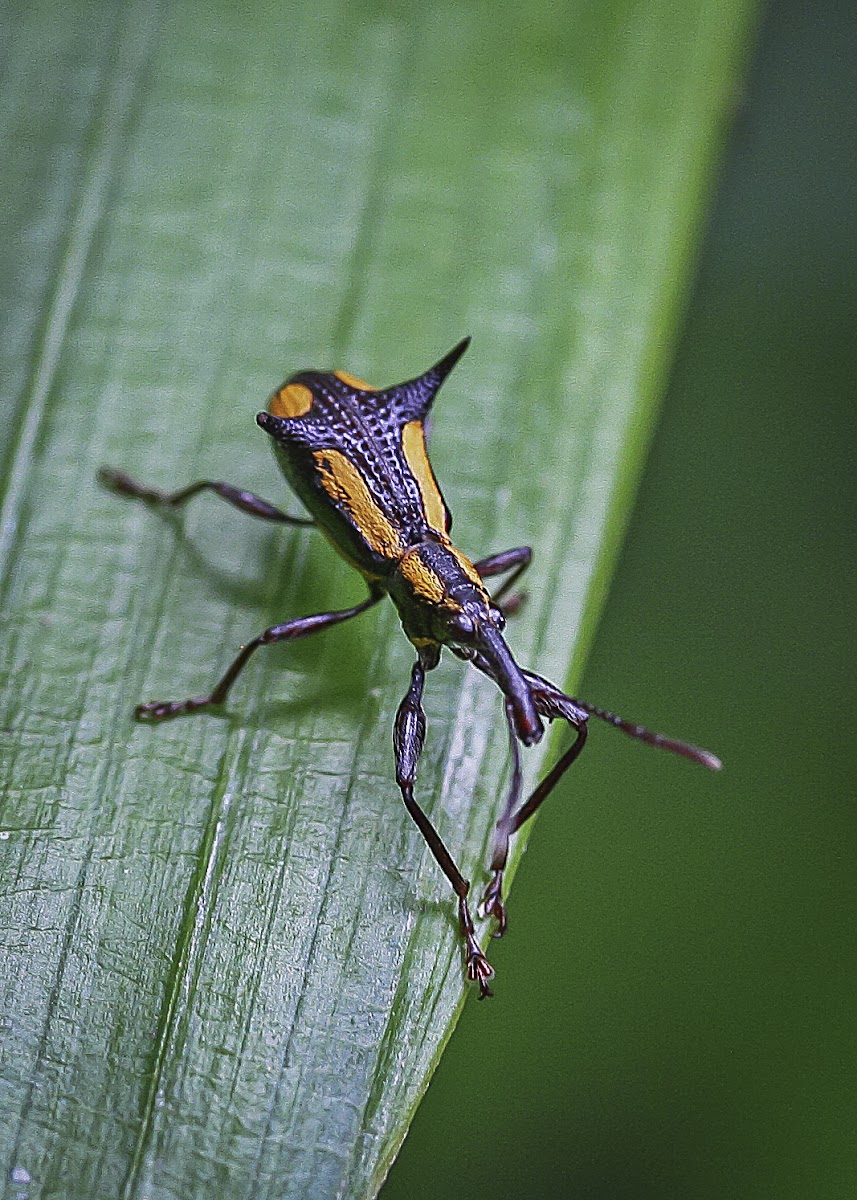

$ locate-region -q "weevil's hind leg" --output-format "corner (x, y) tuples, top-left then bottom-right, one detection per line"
(478, 681), (589, 929)
(98, 467), (314, 527)
(477, 699), (523, 936)
(135, 591), (380, 721)
(472, 546), (532, 615)
(394, 657), (495, 997)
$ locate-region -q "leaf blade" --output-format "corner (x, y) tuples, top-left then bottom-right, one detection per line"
(0, 1), (758, 1196)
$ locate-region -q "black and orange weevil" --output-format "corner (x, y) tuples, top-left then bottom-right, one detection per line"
(100, 338), (720, 996)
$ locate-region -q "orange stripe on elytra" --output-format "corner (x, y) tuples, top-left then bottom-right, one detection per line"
(312, 448), (404, 560)
(401, 420), (448, 535)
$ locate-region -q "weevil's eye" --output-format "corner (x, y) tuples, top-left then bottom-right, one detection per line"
(489, 606), (506, 631)
(448, 611), (476, 641)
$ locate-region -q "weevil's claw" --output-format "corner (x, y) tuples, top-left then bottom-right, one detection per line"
(466, 940), (495, 999)
(478, 871), (508, 936)
(135, 700), (183, 721)
(458, 893), (495, 997)
(135, 697), (212, 721)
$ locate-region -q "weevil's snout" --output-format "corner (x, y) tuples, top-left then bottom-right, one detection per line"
(394, 542), (544, 746)
(470, 623), (544, 747)
(507, 692), (543, 746)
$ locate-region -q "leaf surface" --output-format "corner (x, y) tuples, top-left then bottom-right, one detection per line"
(0, 1), (757, 1196)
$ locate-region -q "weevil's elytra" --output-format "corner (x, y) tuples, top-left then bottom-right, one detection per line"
(311, 447), (405, 561)
(99, 336), (721, 997)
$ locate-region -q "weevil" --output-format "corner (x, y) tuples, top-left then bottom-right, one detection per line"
(99, 338), (720, 996)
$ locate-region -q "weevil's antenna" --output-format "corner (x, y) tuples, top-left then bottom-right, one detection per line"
(570, 697), (721, 769)
(517, 670), (721, 770)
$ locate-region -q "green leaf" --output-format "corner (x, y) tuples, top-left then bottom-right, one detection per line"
(0, 1), (757, 1197)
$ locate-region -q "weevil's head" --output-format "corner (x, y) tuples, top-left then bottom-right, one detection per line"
(390, 540), (544, 746)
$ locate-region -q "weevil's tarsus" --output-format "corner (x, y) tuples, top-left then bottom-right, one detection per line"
(477, 699), (524, 936)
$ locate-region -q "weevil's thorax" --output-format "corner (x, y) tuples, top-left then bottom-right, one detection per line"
(388, 539), (494, 650)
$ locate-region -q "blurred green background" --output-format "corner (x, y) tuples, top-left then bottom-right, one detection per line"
(384, 1), (857, 1197)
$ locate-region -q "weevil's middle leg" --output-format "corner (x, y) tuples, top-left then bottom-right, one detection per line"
(98, 467), (314, 527)
(394, 657), (494, 997)
(478, 699), (523, 935)
(505, 673), (590, 836)
(135, 592), (380, 720)
(473, 546), (532, 615)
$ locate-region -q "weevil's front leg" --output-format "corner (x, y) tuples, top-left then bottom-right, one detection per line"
(507, 675), (590, 835)
(477, 699), (523, 936)
(472, 665), (589, 930)
(136, 592), (380, 720)
(98, 467), (314, 527)
(472, 546), (532, 615)
(394, 658), (495, 998)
